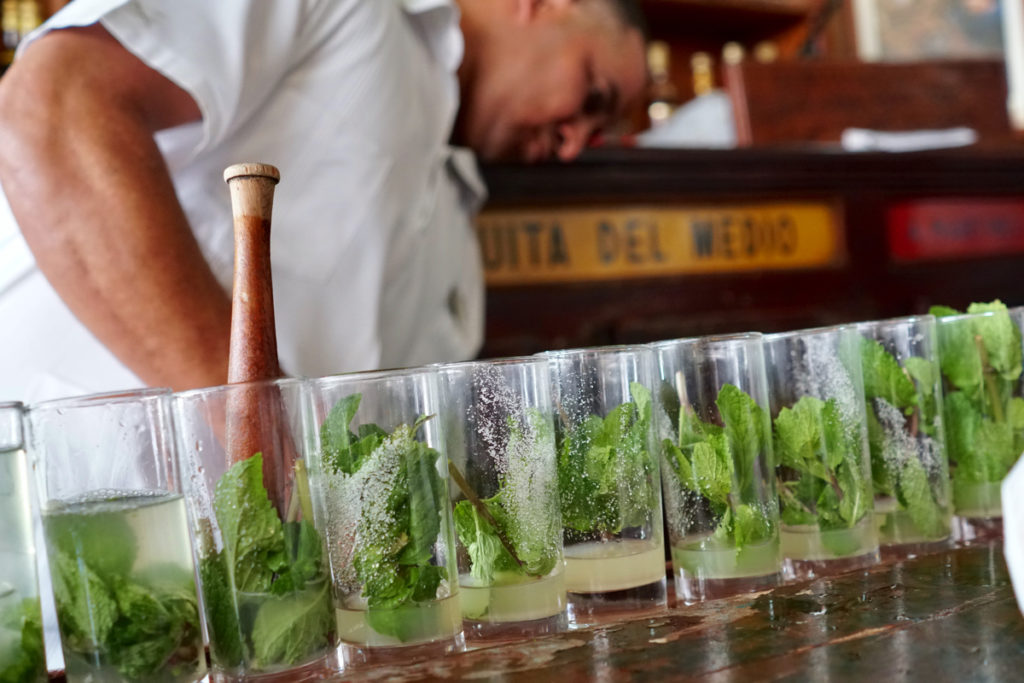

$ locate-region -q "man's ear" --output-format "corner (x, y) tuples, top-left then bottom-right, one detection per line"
(513, 0), (577, 24)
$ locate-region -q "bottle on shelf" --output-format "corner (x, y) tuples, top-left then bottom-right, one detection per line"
(646, 40), (682, 128)
(722, 41), (746, 67)
(1, 0), (43, 69)
(753, 40), (779, 64)
(16, 0), (41, 40)
(690, 51), (715, 98)
(2, 0), (19, 67)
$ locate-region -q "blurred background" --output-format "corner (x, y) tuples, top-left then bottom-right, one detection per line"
(5, 0), (1024, 359)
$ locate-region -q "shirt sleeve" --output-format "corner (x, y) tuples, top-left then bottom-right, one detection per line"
(25, 0), (330, 152)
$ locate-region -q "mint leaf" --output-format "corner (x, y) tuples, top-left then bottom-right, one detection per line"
(251, 578), (333, 669)
(666, 384), (773, 549)
(690, 440), (733, 505)
(198, 553), (244, 668)
(773, 396), (871, 533)
(897, 457), (947, 539)
(904, 356), (939, 431)
(398, 437), (444, 568)
(453, 498), (520, 584)
(904, 356), (938, 394)
(929, 305), (961, 318)
(214, 453), (286, 593)
(934, 312), (984, 394)
(320, 393), (361, 474)
(557, 383), (657, 536)
(48, 529), (204, 680)
(716, 383), (768, 499)
(322, 396), (450, 641)
(733, 503), (771, 548)
(50, 550), (118, 650)
(270, 521), (325, 596)
(967, 300), (1023, 382)
(861, 339), (947, 540)
(107, 577), (201, 678)
(205, 456), (333, 670)
(0, 598), (46, 683)
(860, 338), (918, 412)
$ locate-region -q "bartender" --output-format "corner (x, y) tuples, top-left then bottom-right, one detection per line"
(0, 0), (646, 401)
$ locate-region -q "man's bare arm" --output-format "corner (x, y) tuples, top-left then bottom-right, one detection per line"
(0, 24), (232, 391)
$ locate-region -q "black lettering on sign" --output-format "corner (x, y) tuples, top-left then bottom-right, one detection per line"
(692, 219), (714, 258)
(689, 213), (800, 260)
(477, 220), (571, 271)
(595, 218), (668, 266)
(550, 224), (569, 265)
(778, 215), (797, 254)
(478, 221), (511, 270)
(597, 222), (618, 264)
(523, 222), (544, 266)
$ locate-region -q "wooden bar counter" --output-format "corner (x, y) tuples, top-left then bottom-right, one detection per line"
(342, 542), (1022, 681)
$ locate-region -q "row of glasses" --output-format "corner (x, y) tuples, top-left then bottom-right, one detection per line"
(13, 305), (1021, 680)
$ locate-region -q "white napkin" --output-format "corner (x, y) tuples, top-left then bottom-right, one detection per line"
(1002, 453), (1024, 615)
(841, 127), (978, 153)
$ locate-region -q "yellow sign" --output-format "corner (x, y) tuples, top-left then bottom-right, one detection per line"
(476, 203), (844, 286)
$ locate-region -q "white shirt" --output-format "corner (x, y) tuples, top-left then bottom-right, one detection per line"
(0, 0), (486, 403)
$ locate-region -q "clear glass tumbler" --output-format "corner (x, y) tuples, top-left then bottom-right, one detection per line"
(857, 315), (952, 557)
(28, 389), (206, 683)
(651, 334), (781, 604)
(305, 369), (463, 666)
(0, 402), (47, 683)
(543, 346), (667, 624)
(933, 302), (1024, 542)
(436, 358), (566, 642)
(764, 325), (880, 580)
(172, 379), (335, 681)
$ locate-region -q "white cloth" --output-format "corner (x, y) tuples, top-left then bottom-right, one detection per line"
(1003, 454), (1024, 615)
(0, 0), (486, 403)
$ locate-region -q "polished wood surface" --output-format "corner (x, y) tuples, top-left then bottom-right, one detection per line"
(338, 541), (1022, 681)
(724, 59), (1013, 146)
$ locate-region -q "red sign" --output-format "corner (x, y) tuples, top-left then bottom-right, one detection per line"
(888, 199), (1024, 262)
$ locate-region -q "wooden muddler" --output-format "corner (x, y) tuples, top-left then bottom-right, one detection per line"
(225, 162), (281, 383)
(223, 163), (285, 502)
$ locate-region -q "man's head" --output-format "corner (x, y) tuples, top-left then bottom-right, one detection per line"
(455, 0), (647, 163)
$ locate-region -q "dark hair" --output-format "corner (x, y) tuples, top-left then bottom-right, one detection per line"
(602, 0), (648, 38)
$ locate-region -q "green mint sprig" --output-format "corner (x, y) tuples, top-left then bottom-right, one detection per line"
(201, 453), (333, 670)
(451, 410), (559, 590)
(555, 382), (658, 538)
(773, 395), (871, 547)
(0, 598), (45, 683)
(46, 501), (203, 680)
(662, 383), (774, 550)
(320, 394), (449, 643)
(859, 337), (948, 539)
(931, 301), (1024, 507)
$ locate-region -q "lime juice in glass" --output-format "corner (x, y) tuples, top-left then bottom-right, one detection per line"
(29, 389), (205, 683)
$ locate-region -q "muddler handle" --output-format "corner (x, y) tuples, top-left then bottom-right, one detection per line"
(223, 164), (285, 486)
(224, 162), (282, 383)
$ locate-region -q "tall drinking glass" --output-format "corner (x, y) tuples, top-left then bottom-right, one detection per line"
(0, 402), (47, 683)
(543, 346), (667, 624)
(764, 326), (879, 580)
(28, 389), (205, 683)
(436, 358), (566, 641)
(857, 315), (952, 557)
(173, 378), (336, 681)
(305, 369), (463, 666)
(933, 302), (1024, 542)
(651, 334), (781, 603)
